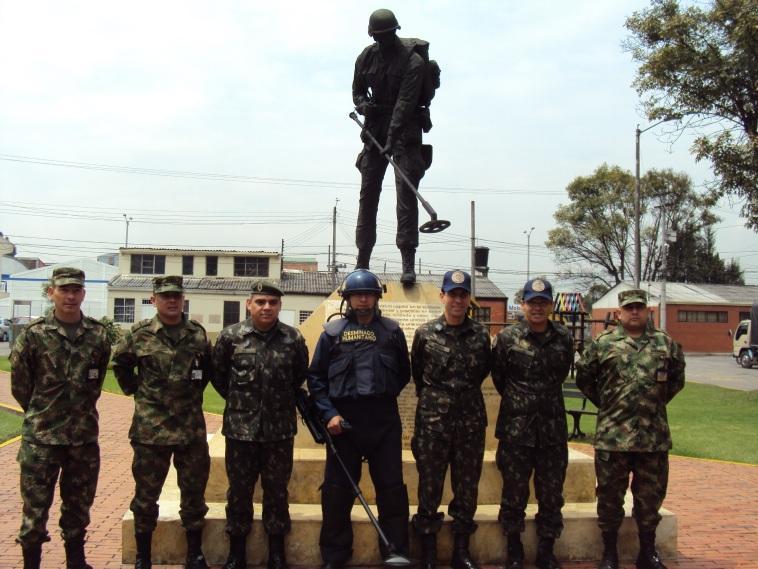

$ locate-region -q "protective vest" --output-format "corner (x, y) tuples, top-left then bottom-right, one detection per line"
(323, 316), (405, 399)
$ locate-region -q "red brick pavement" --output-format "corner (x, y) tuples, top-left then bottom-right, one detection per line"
(1, 371), (756, 568)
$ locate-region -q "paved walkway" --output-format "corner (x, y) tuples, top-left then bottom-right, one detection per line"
(1, 372), (756, 568)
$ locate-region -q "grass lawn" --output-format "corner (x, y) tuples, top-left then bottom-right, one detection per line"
(565, 382), (758, 464)
(0, 407), (23, 443)
(0, 356), (10, 373)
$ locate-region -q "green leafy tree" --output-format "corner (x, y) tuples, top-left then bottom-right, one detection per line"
(98, 316), (123, 346)
(625, 0), (758, 229)
(667, 224), (744, 283)
(547, 164), (718, 288)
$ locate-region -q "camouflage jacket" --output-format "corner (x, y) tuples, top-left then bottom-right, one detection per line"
(411, 316), (491, 436)
(576, 326), (685, 452)
(212, 319), (308, 443)
(112, 315), (213, 445)
(10, 312), (111, 445)
(492, 320), (574, 446)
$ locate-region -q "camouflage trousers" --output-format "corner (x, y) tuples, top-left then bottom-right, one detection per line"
(130, 439), (210, 533)
(16, 441), (100, 547)
(595, 450), (668, 533)
(411, 427), (485, 535)
(496, 441), (568, 538)
(225, 437), (294, 536)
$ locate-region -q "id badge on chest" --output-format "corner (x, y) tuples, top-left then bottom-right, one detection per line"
(191, 358), (203, 382)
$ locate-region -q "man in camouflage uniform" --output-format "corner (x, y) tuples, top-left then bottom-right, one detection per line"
(353, 8), (432, 283)
(492, 278), (574, 569)
(112, 276), (213, 569)
(10, 267), (111, 569)
(576, 289), (685, 569)
(212, 280), (309, 569)
(410, 270), (491, 569)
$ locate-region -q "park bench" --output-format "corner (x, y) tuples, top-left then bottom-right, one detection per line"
(563, 381), (597, 440)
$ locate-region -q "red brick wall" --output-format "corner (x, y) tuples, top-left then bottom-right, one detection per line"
(477, 298), (508, 336)
(590, 303), (749, 352)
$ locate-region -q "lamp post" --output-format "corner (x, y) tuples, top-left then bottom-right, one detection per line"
(634, 119), (668, 287)
(123, 213), (133, 247)
(524, 226), (535, 280)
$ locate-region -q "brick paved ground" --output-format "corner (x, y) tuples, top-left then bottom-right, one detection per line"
(1, 371), (756, 568)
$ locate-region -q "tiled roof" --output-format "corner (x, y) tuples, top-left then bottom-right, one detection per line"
(594, 281), (758, 308)
(109, 271), (507, 298)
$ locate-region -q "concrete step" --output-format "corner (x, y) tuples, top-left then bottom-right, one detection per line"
(206, 438), (596, 505)
(121, 498), (677, 565)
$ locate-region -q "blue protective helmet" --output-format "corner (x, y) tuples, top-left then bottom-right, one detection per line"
(340, 269), (383, 298)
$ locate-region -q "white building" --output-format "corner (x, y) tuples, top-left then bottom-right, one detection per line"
(0, 258), (118, 320)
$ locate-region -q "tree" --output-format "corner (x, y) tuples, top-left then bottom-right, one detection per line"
(625, 0), (758, 229)
(546, 164), (718, 288)
(667, 224), (744, 283)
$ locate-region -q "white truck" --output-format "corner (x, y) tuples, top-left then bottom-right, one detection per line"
(733, 303), (758, 368)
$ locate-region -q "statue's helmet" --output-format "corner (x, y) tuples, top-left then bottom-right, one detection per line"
(368, 9), (400, 36)
(340, 269), (383, 298)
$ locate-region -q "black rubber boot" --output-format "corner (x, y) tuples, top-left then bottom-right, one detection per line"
(135, 532), (153, 569)
(597, 531), (619, 569)
(185, 529), (209, 569)
(636, 531), (667, 569)
(419, 533), (437, 569)
(356, 249), (372, 270)
(505, 532), (524, 569)
(451, 533), (480, 569)
(64, 538), (93, 569)
(400, 248), (416, 284)
(535, 537), (562, 569)
(223, 533), (247, 569)
(268, 534), (289, 569)
(22, 544), (42, 569)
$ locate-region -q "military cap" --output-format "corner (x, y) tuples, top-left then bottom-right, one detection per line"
(51, 267), (85, 287)
(153, 275), (184, 294)
(250, 279), (284, 297)
(618, 288), (647, 307)
(522, 278), (553, 302)
(441, 269), (471, 293)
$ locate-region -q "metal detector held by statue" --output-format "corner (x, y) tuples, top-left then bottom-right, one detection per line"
(295, 389), (412, 566)
(349, 111), (451, 234)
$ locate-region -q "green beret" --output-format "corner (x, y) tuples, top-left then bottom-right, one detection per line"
(618, 288), (647, 307)
(153, 275), (184, 294)
(250, 279), (284, 297)
(51, 267), (85, 287)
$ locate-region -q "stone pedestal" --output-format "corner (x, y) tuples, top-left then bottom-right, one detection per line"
(121, 279), (678, 565)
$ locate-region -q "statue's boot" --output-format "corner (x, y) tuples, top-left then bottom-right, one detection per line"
(356, 248), (372, 270)
(400, 248), (416, 284)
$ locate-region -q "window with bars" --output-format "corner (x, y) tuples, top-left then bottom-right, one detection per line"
(472, 306), (491, 323)
(206, 256), (218, 276)
(299, 310), (313, 324)
(130, 254), (166, 275)
(233, 256), (269, 277)
(223, 301), (241, 328)
(114, 298), (136, 323)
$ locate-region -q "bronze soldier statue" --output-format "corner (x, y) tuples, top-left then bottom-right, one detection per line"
(353, 8), (437, 284)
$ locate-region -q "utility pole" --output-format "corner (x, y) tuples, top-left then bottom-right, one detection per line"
(122, 213), (133, 247)
(524, 226), (535, 280)
(329, 199), (345, 276)
(470, 201), (476, 299)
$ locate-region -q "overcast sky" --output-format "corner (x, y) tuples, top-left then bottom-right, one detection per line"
(1, 0), (756, 296)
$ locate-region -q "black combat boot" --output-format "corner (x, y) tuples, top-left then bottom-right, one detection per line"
(400, 248), (416, 284)
(356, 249), (372, 270)
(504, 532), (524, 569)
(535, 537), (562, 569)
(419, 533), (437, 569)
(636, 531), (667, 569)
(185, 529), (209, 569)
(451, 533), (480, 569)
(135, 532), (153, 569)
(597, 531), (619, 569)
(64, 538), (93, 569)
(223, 533), (247, 569)
(267, 534), (288, 569)
(22, 544), (42, 569)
